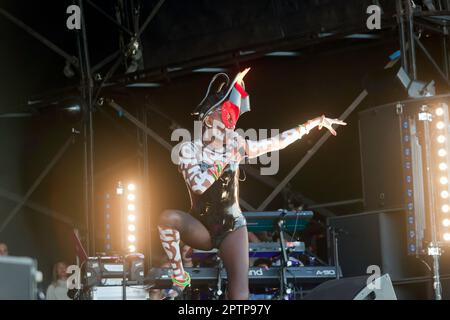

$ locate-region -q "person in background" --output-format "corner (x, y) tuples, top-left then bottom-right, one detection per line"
(253, 258), (272, 269)
(0, 242), (8, 256)
(46, 261), (71, 300)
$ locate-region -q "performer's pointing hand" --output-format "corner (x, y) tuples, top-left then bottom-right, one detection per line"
(317, 115), (347, 136)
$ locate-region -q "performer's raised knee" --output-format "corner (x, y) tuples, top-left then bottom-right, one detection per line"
(159, 209), (182, 229)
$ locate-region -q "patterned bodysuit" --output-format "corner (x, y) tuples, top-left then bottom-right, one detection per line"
(177, 126), (309, 247)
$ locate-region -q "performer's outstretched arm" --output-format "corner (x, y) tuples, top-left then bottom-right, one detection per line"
(243, 115), (346, 159)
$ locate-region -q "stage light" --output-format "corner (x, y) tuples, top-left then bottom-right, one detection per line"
(127, 204), (136, 211)
(116, 184), (124, 195)
(443, 219), (450, 227)
(128, 183), (136, 191)
(439, 162), (448, 171)
(437, 135), (446, 144)
(128, 214), (136, 222)
(265, 51), (301, 57)
(437, 121), (445, 130)
(440, 176), (448, 185)
(438, 149), (447, 157)
(193, 67), (228, 73)
(442, 204), (450, 213)
(441, 190), (449, 199)
(443, 233), (450, 241)
(127, 194), (136, 201)
(396, 67), (435, 98)
(128, 245), (136, 252)
(126, 83), (161, 88)
(66, 105), (80, 112)
(128, 224), (136, 232)
(436, 107), (445, 116)
(128, 235), (136, 243)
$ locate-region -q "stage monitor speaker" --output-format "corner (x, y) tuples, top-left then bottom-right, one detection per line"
(328, 211), (421, 281)
(0, 256), (39, 300)
(303, 274), (397, 300)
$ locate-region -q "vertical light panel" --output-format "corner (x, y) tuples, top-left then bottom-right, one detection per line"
(126, 183), (137, 253)
(401, 114), (427, 255)
(401, 116), (418, 254)
(105, 193), (111, 252)
(432, 103), (450, 244)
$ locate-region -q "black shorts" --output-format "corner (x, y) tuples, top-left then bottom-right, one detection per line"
(190, 203), (247, 249)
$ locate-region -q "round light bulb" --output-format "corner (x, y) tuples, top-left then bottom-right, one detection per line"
(436, 108), (445, 116)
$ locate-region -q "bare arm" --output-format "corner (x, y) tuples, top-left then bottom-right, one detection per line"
(243, 116), (346, 159)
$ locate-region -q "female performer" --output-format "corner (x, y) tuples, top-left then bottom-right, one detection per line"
(158, 68), (346, 299)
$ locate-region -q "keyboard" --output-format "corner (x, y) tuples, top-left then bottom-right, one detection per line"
(146, 266), (340, 288)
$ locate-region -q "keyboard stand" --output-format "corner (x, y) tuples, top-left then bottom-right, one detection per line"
(276, 210), (291, 300)
(214, 259), (224, 299)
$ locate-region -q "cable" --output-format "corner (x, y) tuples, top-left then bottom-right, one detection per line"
(417, 256), (432, 273)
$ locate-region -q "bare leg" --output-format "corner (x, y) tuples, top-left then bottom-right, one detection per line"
(159, 209), (213, 250)
(158, 209), (213, 298)
(219, 227), (249, 300)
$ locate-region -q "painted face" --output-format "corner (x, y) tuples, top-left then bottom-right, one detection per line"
(204, 108), (222, 127)
(205, 101), (240, 130)
(221, 101), (240, 129)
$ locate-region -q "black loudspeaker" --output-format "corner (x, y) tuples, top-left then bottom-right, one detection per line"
(0, 256), (39, 300)
(358, 96), (450, 212)
(303, 274), (397, 300)
(328, 211), (422, 280)
(328, 211), (431, 299)
(358, 102), (405, 211)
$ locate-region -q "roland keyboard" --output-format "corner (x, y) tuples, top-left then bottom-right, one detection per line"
(146, 266), (340, 288)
